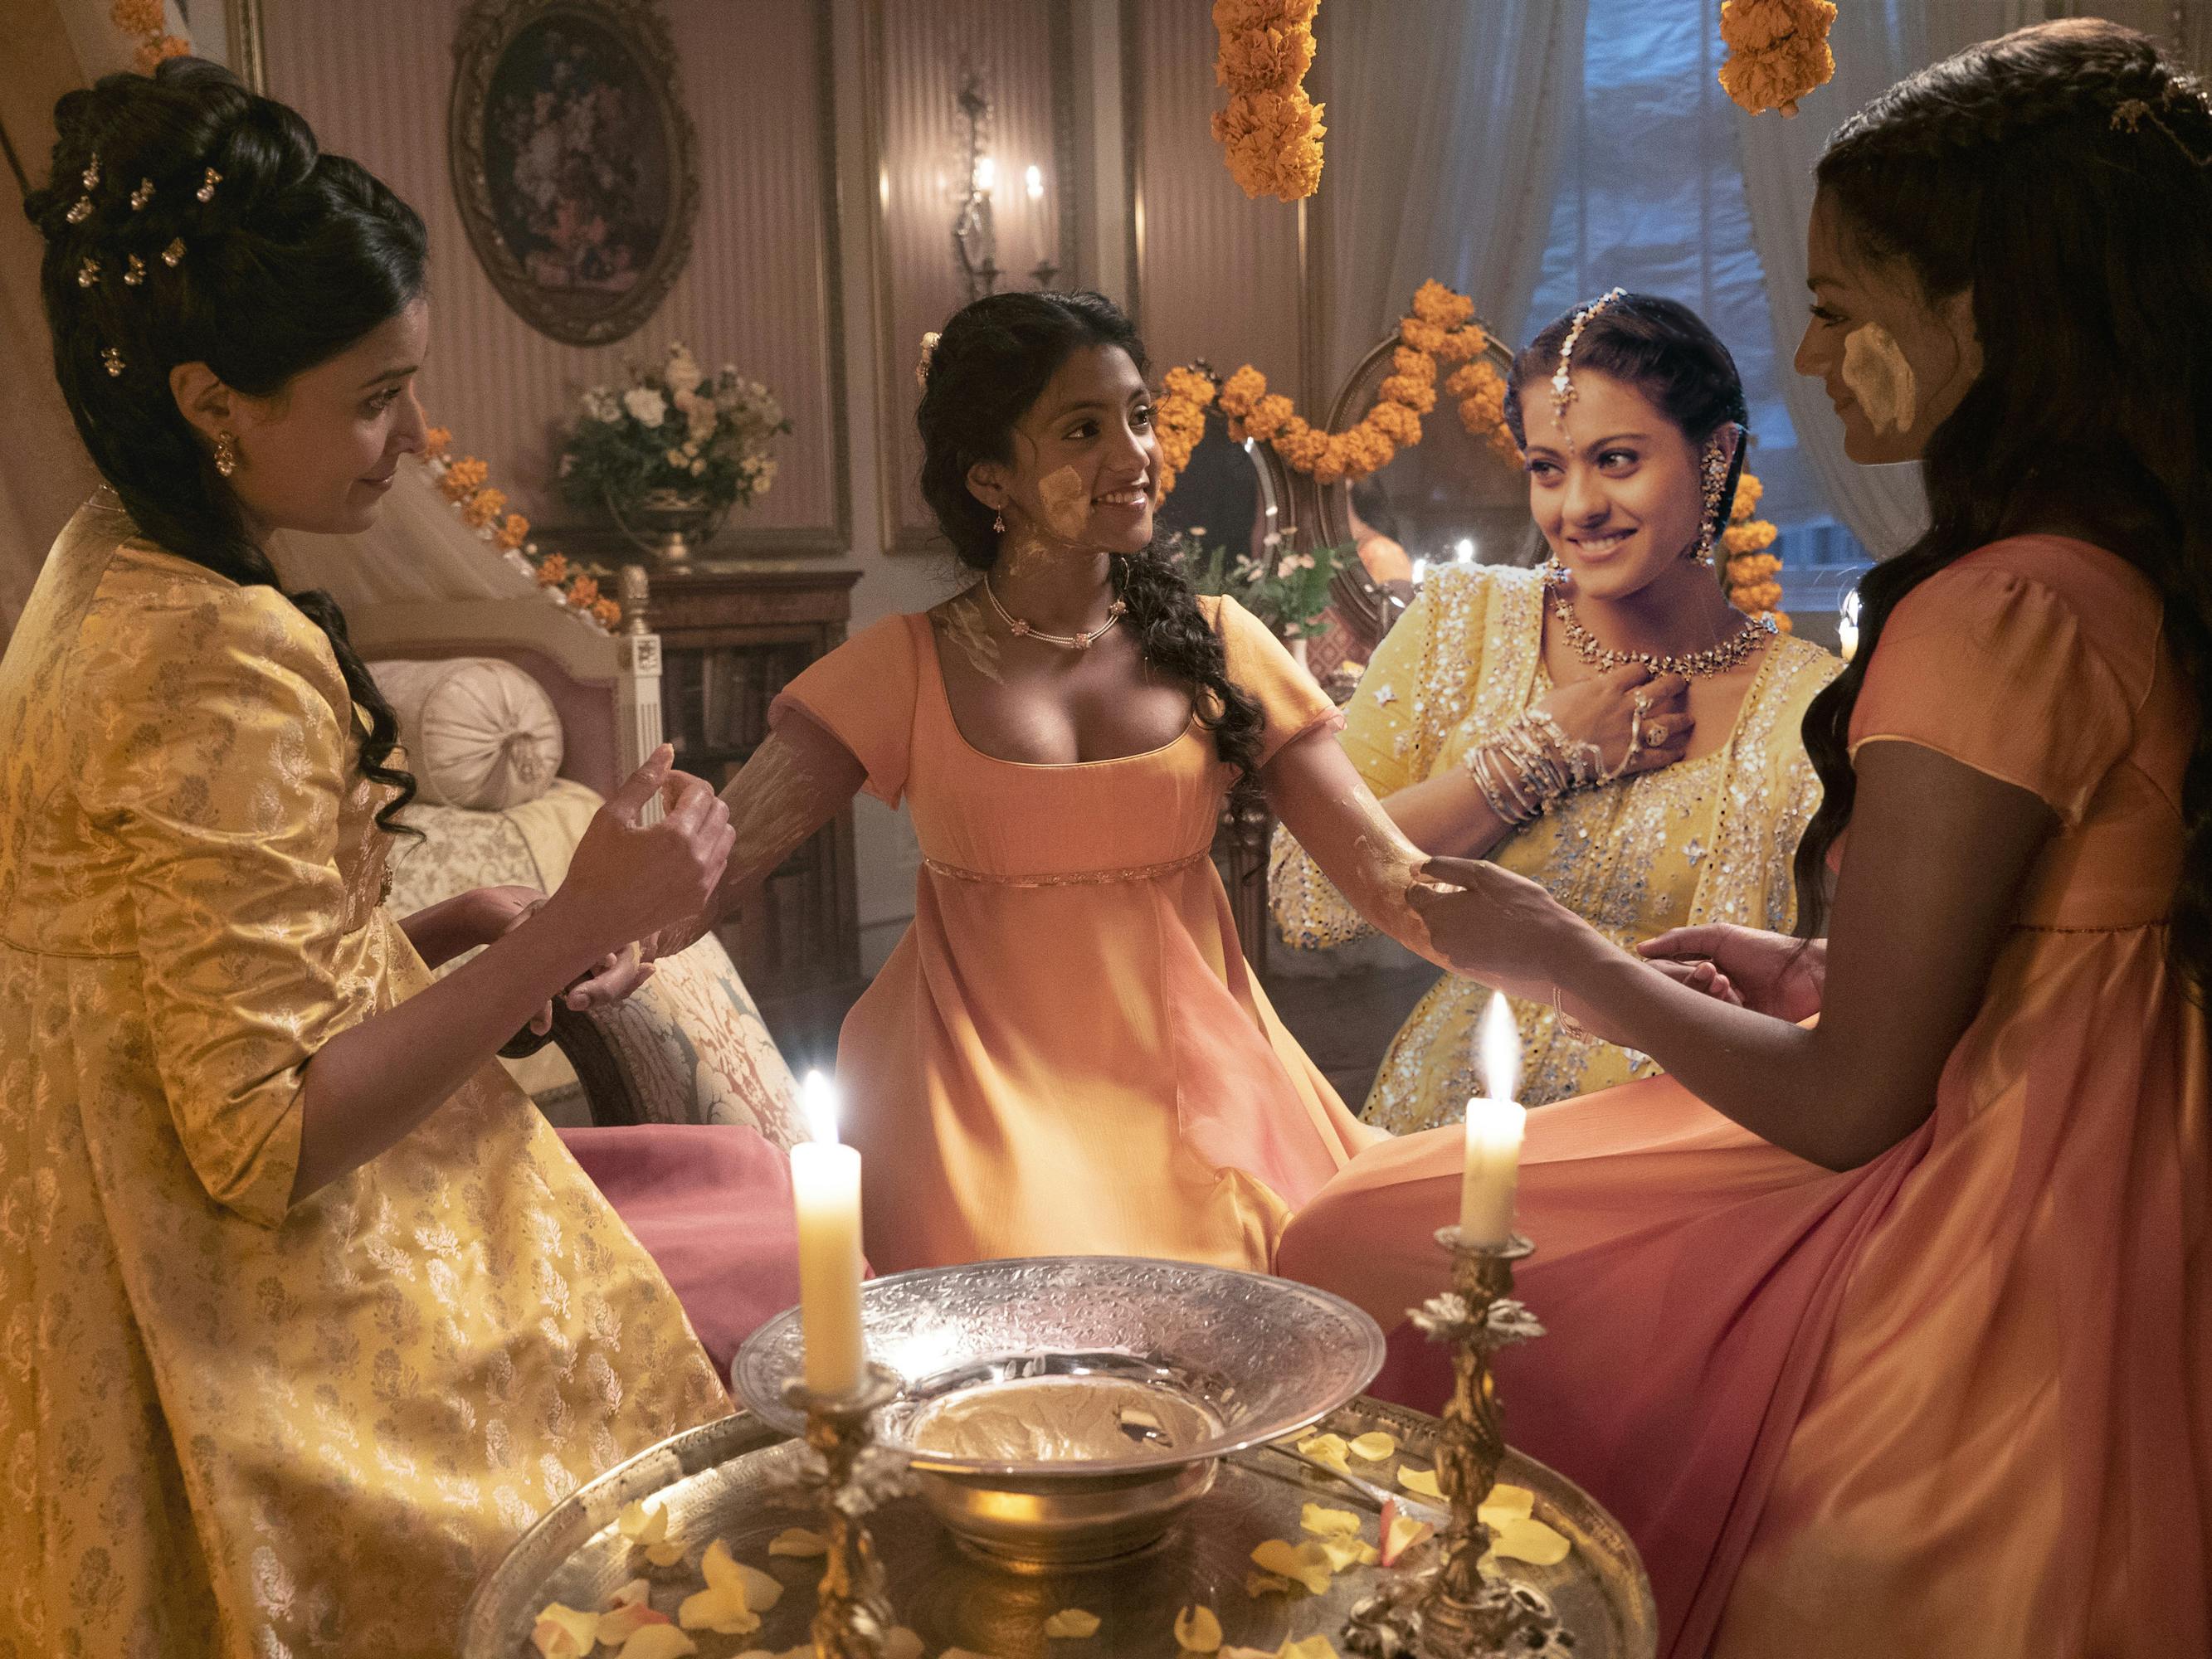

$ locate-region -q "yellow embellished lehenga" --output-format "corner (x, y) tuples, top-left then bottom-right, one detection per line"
(0, 498), (727, 1657)
(1271, 563), (1839, 1123)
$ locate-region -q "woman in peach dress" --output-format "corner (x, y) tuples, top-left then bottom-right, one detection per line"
(1277, 22), (2210, 1658)
(613, 292), (1441, 1273)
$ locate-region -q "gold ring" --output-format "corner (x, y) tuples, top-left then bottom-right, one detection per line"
(1649, 722), (1669, 745)
(1633, 690), (1653, 715)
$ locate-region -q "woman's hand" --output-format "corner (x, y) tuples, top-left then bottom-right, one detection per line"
(540, 745), (734, 969)
(1639, 924), (1826, 1022)
(1533, 664), (1693, 778)
(1406, 854), (1590, 1002)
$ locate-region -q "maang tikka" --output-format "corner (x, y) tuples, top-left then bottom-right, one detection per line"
(1690, 430), (1735, 567)
(1550, 287), (1627, 420)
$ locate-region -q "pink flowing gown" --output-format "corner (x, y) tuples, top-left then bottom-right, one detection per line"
(1276, 538), (2211, 1658)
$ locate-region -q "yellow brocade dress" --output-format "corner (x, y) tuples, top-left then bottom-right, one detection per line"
(0, 499), (726, 1657)
(1271, 564), (1839, 1121)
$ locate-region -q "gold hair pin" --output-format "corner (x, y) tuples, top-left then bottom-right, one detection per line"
(915, 330), (941, 390)
(161, 237), (186, 267)
(101, 346), (125, 377)
(77, 257), (100, 289)
(1551, 287), (1626, 420)
(196, 166), (222, 203)
(81, 155), (100, 190)
(129, 178), (155, 211)
(123, 254), (145, 287)
(2112, 88), (2212, 167)
(66, 197), (93, 225)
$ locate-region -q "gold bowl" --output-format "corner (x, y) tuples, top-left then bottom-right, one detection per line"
(731, 1255), (1385, 1569)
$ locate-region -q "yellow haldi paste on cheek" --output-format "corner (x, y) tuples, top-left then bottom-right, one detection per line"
(1037, 465), (1093, 541)
(1841, 322), (1917, 435)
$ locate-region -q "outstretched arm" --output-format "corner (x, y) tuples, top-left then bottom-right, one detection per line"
(1263, 725), (1445, 967)
(566, 710), (866, 1004)
(1412, 741), (2052, 1169)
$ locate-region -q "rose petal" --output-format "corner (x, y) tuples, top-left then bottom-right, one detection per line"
(1294, 1433), (1352, 1475)
(1250, 1538), (1333, 1594)
(616, 1501), (670, 1545)
(1043, 1608), (1101, 1638)
(1245, 1570), (1297, 1598)
(643, 1542), (687, 1568)
(1490, 1514), (1572, 1567)
(529, 1603), (598, 1658)
(675, 1586), (759, 1636)
(1480, 1481), (1535, 1518)
(1347, 1432), (1397, 1462)
(1396, 1467), (1443, 1499)
(1280, 1638), (1342, 1659)
(767, 1527), (830, 1558)
(1298, 1503), (1362, 1540)
(1380, 1501), (1436, 1569)
(698, 1540), (783, 1610)
(1318, 1535), (1378, 1572)
(1174, 1604), (1225, 1652)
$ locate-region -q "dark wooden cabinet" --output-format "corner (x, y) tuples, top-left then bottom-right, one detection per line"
(641, 558), (866, 1066)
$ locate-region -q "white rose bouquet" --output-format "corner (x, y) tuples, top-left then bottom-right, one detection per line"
(558, 343), (789, 531)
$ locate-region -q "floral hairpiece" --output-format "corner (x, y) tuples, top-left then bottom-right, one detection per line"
(2112, 80), (2212, 168)
(1551, 287), (1626, 419)
(915, 330), (941, 390)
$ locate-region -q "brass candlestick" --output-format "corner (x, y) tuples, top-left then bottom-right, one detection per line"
(1343, 1228), (1572, 1659)
(781, 1365), (909, 1659)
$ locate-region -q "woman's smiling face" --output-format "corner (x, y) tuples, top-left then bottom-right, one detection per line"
(1519, 369), (1722, 602)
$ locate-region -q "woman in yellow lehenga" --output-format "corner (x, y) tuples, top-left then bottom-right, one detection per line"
(1271, 294), (1839, 1121)
(0, 64), (737, 1655)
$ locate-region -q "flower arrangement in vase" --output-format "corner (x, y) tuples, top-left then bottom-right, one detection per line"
(557, 343), (788, 561)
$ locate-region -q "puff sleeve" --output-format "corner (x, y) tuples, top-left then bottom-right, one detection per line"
(769, 614), (922, 807)
(1211, 594), (1342, 770)
(1850, 562), (2133, 826)
(73, 580), (377, 1227)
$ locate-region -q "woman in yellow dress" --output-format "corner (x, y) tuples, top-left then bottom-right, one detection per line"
(1272, 294), (1839, 1121)
(2, 64), (735, 1655)
(595, 290), (1448, 1274)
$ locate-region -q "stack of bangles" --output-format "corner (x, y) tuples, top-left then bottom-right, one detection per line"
(1464, 708), (1634, 828)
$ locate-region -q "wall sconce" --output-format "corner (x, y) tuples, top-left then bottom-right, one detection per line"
(953, 71), (1001, 300)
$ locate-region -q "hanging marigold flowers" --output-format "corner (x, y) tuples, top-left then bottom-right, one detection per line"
(1211, 0), (1326, 202)
(1155, 280), (1518, 496)
(1723, 472), (1792, 630)
(1718, 0), (1837, 118)
(418, 426), (621, 628)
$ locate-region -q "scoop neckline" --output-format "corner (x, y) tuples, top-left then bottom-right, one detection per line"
(917, 612), (1205, 771)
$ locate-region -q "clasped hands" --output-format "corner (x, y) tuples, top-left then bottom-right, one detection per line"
(1407, 855), (1827, 1027)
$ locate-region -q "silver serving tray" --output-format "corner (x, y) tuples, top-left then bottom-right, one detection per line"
(461, 1396), (1658, 1658)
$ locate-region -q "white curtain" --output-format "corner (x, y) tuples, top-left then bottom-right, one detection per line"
(1736, 0), (1939, 558)
(1317, 0), (1589, 392)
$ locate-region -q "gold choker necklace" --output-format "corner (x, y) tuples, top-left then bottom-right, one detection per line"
(1547, 581), (1774, 679)
(983, 577), (1127, 651)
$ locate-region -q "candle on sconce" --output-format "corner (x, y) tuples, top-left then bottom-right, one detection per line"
(1457, 993), (1527, 1245)
(791, 1070), (866, 1395)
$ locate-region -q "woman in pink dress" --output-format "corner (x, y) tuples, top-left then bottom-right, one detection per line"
(1277, 21), (2211, 1657)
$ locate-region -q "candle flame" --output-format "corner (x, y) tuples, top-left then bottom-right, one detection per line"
(974, 154), (996, 194)
(802, 1069), (840, 1146)
(1479, 992), (1521, 1105)
(1024, 163), (1045, 200)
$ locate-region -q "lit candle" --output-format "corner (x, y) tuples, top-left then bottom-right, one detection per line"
(791, 1071), (865, 1394)
(1458, 994), (1527, 1244)
(1024, 163), (1048, 264)
(1454, 536), (1476, 564)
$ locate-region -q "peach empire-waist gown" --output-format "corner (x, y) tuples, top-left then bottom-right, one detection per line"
(776, 593), (1376, 1274)
(1277, 538), (2210, 1659)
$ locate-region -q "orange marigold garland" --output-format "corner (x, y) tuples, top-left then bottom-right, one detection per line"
(1718, 0), (1837, 118)
(1211, 0), (1326, 202)
(113, 0), (191, 75)
(1722, 469), (1792, 632)
(1157, 280), (1519, 496)
(420, 425), (623, 630)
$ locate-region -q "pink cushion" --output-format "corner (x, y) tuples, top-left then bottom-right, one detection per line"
(560, 1123), (809, 1377)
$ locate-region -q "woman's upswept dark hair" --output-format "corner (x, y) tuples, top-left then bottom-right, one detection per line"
(1795, 20), (2212, 996)
(1503, 291), (1752, 554)
(25, 58), (426, 830)
(915, 289), (1264, 782)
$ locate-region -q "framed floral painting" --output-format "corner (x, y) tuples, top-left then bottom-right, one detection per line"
(448, 0), (699, 346)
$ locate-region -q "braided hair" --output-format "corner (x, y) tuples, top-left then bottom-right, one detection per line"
(915, 290), (1266, 783)
(1502, 292), (1751, 555)
(23, 57), (426, 830)
(1791, 20), (2212, 997)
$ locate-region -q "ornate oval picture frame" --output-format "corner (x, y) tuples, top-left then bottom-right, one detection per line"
(448, 0), (699, 347)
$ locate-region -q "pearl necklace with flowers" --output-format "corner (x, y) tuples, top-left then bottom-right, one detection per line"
(982, 575), (1128, 651)
(1543, 564), (1775, 679)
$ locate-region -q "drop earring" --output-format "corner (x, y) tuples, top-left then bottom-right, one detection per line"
(992, 508), (1006, 534)
(213, 431), (240, 479)
(1689, 434), (1731, 567)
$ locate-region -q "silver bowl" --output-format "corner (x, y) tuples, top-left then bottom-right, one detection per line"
(732, 1255), (1385, 1568)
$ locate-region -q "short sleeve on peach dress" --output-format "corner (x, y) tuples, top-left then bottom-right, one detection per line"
(777, 591), (1367, 1275)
